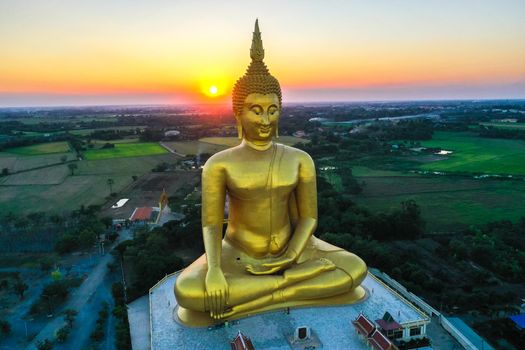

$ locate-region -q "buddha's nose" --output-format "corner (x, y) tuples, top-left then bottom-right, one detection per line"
(260, 112), (270, 125)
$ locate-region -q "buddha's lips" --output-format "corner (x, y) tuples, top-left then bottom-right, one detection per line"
(259, 126), (271, 133)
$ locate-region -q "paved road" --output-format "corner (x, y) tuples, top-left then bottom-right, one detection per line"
(24, 229), (132, 350)
(25, 254), (114, 349)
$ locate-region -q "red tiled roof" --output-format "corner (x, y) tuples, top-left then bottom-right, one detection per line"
(130, 207), (153, 221)
(368, 329), (393, 350)
(230, 332), (255, 350)
(376, 318), (402, 331)
(352, 314), (375, 336)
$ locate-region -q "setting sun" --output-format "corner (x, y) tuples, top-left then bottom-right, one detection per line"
(209, 86), (218, 95)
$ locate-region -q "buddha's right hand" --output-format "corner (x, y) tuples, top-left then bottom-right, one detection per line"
(205, 267), (229, 319)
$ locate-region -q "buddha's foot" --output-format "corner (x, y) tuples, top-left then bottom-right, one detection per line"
(221, 292), (277, 319)
(283, 258), (336, 285)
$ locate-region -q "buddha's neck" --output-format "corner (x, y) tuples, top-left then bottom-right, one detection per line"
(241, 138), (274, 151)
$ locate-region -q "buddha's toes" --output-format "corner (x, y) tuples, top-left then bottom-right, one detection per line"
(283, 258), (336, 283)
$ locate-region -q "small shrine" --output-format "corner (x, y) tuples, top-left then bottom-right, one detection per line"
(376, 312), (403, 340)
(230, 331), (255, 350)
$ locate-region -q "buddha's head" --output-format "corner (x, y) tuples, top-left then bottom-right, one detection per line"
(232, 20), (282, 142)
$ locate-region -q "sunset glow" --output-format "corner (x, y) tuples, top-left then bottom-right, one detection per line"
(0, 0), (524, 107)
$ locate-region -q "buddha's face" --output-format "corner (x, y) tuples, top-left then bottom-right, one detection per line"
(238, 93), (280, 142)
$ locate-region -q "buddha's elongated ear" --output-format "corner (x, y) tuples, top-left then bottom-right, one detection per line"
(275, 123), (279, 138)
(235, 116), (243, 139)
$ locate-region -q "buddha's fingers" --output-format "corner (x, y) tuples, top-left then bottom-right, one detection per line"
(262, 260), (292, 269)
(207, 291), (214, 318)
(247, 265), (281, 275)
(218, 290), (224, 318)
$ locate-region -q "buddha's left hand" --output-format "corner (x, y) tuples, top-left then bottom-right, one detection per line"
(246, 250), (297, 275)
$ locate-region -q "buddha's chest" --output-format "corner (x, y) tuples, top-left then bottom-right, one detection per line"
(225, 158), (299, 200)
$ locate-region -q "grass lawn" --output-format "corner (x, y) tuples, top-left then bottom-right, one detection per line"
(83, 142), (168, 160)
(4, 141), (72, 155)
(420, 131), (525, 175)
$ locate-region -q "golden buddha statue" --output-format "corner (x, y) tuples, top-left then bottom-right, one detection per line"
(174, 20), (367, 326)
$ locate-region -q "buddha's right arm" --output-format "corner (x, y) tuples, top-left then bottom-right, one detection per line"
(201, 159), (226, 269)
(201, 159), (229, 317)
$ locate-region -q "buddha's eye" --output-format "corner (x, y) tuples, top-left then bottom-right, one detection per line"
(250, 106), (262, 115)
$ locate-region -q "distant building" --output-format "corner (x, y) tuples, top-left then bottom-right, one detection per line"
(164, 130), (181, 137)
(129, 189), (181, 225)
(129, 206), (155, 224)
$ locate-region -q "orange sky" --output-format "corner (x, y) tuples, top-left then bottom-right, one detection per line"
(0, 0), (524, 106)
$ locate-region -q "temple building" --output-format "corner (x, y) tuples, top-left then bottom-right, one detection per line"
(129, 189), (179, 225)
(352, 311), (428, 349)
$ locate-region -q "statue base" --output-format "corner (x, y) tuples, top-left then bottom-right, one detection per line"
(175, 286), (367, 327)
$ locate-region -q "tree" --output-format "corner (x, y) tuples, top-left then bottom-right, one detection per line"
(1, 168), (8, 176)
(27, 212), (46, 226)
(107, 178), (114, 194)
(63, 309), (78, 327)
(67, 163), (78, 176)
(14, 280), (28, 300)
(51, 269), (63, 281)
(55, 325), (70, 343)
(36, 339), (53, 350)
(39, 256), (55, 272)
(60, 155), (67, 163)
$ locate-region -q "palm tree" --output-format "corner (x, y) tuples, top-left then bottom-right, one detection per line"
(107, 178), (114, 194)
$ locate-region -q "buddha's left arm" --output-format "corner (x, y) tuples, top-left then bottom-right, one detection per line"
(286, 153), (317, 258)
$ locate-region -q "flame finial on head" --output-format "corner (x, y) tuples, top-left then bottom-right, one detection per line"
(250, 19), (264, 61)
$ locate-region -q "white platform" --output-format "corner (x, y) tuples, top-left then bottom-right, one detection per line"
(147, 272), (429, 350)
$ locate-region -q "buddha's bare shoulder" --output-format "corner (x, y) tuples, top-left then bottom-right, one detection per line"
(202, 146), (242, 170)
(277, 143), (314, 166)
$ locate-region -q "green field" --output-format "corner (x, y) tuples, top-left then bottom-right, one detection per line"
(353, 174), (525, 231)
(344, 131), (525, 230)
(4, 142), (72, 155)
(0, 153), (177, 213)
(164, 141), (226, 156)
(480, 122), (525, 130)
(69, 125), (145, 136)
(83, 142), (168, 160)
(420, 131), (525, 175)
(0, 153), (76, 173)
(0, 165), (69, 185)
(201, 136), (307, 147)
(2, 115), (118, 125)
(164, 136), (308, 156)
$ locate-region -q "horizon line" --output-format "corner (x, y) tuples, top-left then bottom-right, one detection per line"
(1, 97), (525, 110)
